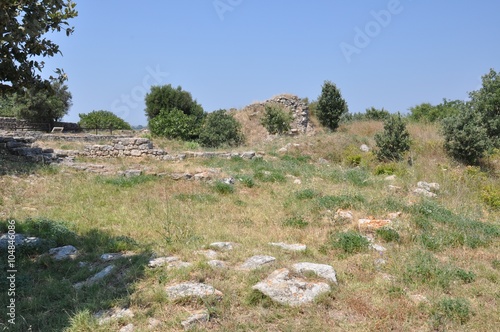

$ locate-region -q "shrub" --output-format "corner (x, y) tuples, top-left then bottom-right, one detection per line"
(295, 189), (320, 200)
(481, 185), (500, 209)
(376, 228), (400, 243)
(199, 109), (244, 148)
(441, 106), (490, 164)
(282, 216), (309, 228)
(316, 80), (348, 131)
(374, 112), (410, 161)
(364, 107), (390, 120)
(213, 181), (235, 195)
(432, 298), (471, 326)
(145, 84), (204, 121)
(149, 108), (201, 140)
(409, 100), (461, 123)
(260, 103), (293, 135)
(330, 231), (370, 254)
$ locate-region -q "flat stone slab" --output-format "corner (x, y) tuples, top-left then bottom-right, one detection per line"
(0, 234), (42, 249)
(207, 260), (227, 268)
(417, 181), (440, 192)
(195, 250), (219, 259)
(148, 256), (192, 269)
(239, 255), (276, 270)
(269, 242), (307, 252)
(49, 245), (78, 261)
(370, 244), (387, 253)
(74, 265), (115, 289)
(413, 188), (437, 198)
(209, 242), (235, 251)
(166, 282), (223, 301)
(292, 262), (338, 284)
(94, 307), (134, 325)
(252, 268), (331, 307)
(181, 310), (210, 330)
(100, 252), (132, 262)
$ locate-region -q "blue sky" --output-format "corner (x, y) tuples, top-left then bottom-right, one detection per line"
(43, 0), (500, 126)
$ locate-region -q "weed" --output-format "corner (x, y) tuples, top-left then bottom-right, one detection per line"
(481, 185), (500, 209)
(376, 228), (400, 243)
(213, 181), (235, 195)
(282, 216), (309, 228)
(431, 298), (471, 327)
(295, 189), (320, 200)
(237, 175), (255, 188)
(317, 193), (365, 210)
(329, 231), (370, 254)
(245, 289), (275, 308)
(345, 168), (371, 187)
(254, 170), (286, 183)
(97, 174), (156, 188)
(173, 193), (218, 203)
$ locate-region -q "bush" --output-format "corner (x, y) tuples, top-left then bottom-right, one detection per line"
(199, 109), (244, 148)
(149, 108), (201, 140)
(432, 298), (471, 326)
(78, 110), (132, 130)
(376, 228), (400, 243)
(145, 84), (204, 121)
(316, 81), (348, 131)
(260, 103), (293, 135)
(364, 107), (390, 121)
(329, 231), (370, 254)
(442, 106), (490, 164)
(282, 216), (309, 228)
(409, 100), (461, 123)
(374, 113), (410, 161)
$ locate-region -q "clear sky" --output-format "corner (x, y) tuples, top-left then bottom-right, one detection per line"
(43, 0), (500, 126)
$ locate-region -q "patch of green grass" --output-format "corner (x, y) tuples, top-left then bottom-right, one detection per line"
(282, 216), (309, 228)
(254, 170), (286, 183)
(329, 231), (370, 254)
(245, 289), (276, 308)
(376, 227), (400, 243)
(213, 181), (235, 195)
(317, 193), (365, 210)
(345, 168), (372, 187)
(431, 298), (472, 327)
(237, 175), (255, 188)
(97, 174), (156, 188)
(403, 251), (476, 290)
(481, 185), (500, 209)
(294, 188), (320, 200)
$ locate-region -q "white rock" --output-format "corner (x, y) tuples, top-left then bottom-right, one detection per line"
(181, 310), (210, 330)
(147, 318), (161, 329)
(293, 178), (302, 185)
(292, 262), (338, 284)
(269, 242), (307, 252)
(49, 245), (78, 261)
(207, 260), (227, 268)
(148, 256), (192, 269)
(417, 181), (440, 192)
(360, 144), (370, 152)
(165, 282), (223, 301)
(74, 265), (115, 289)
(335, 209), (354, 220)
(119, 323), (135, 332)
(370, 244), (387, 253)
(413, 188), (437, 198)
(384, 175), (397, 181)
(100, 253), (124, 262)
(239, 255), (276, 270)
(252, 268), (330, 306)
(209, 242), (235, 251)
(196, 250), (219, 259)
(94, 307), (134, 325)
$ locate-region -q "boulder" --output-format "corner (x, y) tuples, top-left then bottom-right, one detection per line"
(49, 245), (78, 261)
(291, 262), (338, 284)
(269, 242), (307, 252)
(239, 255), (276, 270)
(165, 282), (223, 301)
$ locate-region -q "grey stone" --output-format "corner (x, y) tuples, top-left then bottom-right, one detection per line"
(207, 260), (227, 268)
(239, 255), (276, 270)
(181, 310), (209, 330)
(241, 151), (256, 159)
(413, 188), (437, 198)
(360, 144), (370, 152)
(165, 282), (223, 301)
(147, 318), (161, 329)
(74, 265), (115, 289)
(124, 169), (142, 177)
(100, 253), (125, 262)
(148, 256), (191, 269)
(94, 307), (134, 325)
(269, 242), (307, 252)
(384, 175), (397, 181)
(252, 268), (330, 306)
(196, 250), (219, 259)
(370, 244), (387, 253)
(0, 233), (42, 249)
(222, 177), (235, 185)
(119, 323), (135, 332)
(209, 242), (235, 251)
(417, 181), (440, 192)
(292, 262), (338, 284)
(49, 245), (78, 261)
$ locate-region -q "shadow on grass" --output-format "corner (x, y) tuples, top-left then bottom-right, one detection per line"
(0, 218), (151, 331)
(0, 154), (48, 176)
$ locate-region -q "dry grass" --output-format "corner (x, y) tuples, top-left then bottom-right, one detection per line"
(1, 121), (499, 331)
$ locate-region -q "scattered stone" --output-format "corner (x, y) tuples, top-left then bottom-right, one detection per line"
(278, 147), (288, 153)
(147, 318), (161, 329)
(124, 169), (142, 177)
(196, 250), (219, 259)
(170, 173), (193, 181)
(94, 307), (134, 325)
(292, 262), (338, 284)
(239, 255), (276, 270)
(209, 242), (235, 251)
(269, 242), (307, 252)
(380, 273), (396, 282)
(358, 218), (391, 230)
(49, 245), (78, 261)
(252, 268), (330, 306)
(417, 181), (440, 192)
(222, 177), (235, 185)
(293, 178), (302, 185)
(241, 151), (256, 159)
(334, 209), (354, 220)
(147, 256), (191, 269)
(360, 144), (370, 152)
(207, 260), (227, 268)
(384, 175), (397, 181)
(370, 244), (387, 253)
(318, 158), (329, 165)
(413, 188), (437, 198)
(386, 212), (402, 219)
(409, 294), (429, 305)
(165, 282), (223, 301)
(387, 185), (402, 191)
(74, 265), (115, 289)
(100, 253), (125, 262)
(181, 310), (210, 330)
(119, 323), (135, 332)
(374, 258), (387, 267)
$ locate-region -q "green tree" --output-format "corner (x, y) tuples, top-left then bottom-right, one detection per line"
(442, 105), (490, 165)
(409, 100), (462, 123)
(0, 1), (78, 93)
(374, 113), (411, 161)
(364, 107), (390, 121)
(78, 110), (132, 130)
(199, 110), (244, 148)
(0, 93), (21, 117)
(469, 68), (500, 147)
(16, 81), (72, 128)
(260, 103), (293, 135)
(317, 81), (348, 131)
(145, 85), (204, 121)
(149, 108), (200, 140)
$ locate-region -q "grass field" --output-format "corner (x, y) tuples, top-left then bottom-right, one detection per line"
(1, 121), (499, 331)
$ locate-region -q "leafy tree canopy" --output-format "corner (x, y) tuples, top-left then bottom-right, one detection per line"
(145, 85), (204, 121)
(317, 81), (348, 131)
(0, 1), (78, 93)
(78, 110), (132, 130)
